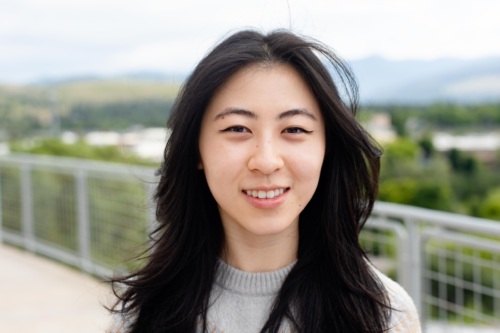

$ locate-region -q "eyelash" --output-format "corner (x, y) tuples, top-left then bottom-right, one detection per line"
(221, 126), (313, 135)
(283, 127), (313, 134)
(221, 126), (249, 133)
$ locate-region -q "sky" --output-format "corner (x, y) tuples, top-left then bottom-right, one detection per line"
(1, 0), (500, 84)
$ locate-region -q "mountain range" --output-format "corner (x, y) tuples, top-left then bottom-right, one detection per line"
(34, 56), (500, 105)
(348, 56), (500, 104)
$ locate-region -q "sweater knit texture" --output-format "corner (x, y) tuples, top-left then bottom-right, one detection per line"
(108, 260), (421, 332)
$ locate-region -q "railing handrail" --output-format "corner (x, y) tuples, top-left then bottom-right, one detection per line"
(373, 201), (500, 236)
(0, 153), (157, 178)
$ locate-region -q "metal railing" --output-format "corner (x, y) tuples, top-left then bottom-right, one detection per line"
(365, 203), (500, 331)
(0, 153), (157, 277)
(1, 153), (499, 331)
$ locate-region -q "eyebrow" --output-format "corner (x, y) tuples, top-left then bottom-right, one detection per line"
(213, 107), (317, 121)
(278, 109), (318, 121)
(213, 108), (257, 121)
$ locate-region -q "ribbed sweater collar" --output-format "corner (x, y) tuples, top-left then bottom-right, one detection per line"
(215, 259), (296, 296)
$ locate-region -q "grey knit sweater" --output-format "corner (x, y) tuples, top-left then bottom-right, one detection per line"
(200, 260), (296, 333)
(108, 260), (421, 332)
(201, 260), (421, 332)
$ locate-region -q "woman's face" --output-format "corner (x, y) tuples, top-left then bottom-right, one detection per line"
(199, 63), (325, 241)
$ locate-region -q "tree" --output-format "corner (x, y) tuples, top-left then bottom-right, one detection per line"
(418, 134), (435, 159)
(478, 188), (500, 221)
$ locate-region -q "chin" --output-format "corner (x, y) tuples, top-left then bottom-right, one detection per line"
(244, 219), (298, 237)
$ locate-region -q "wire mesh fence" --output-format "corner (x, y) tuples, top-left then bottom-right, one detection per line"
(423, 230), (500, 326)
(0, 154), (155, 276)
(1, 154), (500, 332)
(368, 203), (500, 332)
(0, 165), (22, 234)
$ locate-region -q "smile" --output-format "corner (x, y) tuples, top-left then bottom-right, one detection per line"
(243, 188), (289, 199)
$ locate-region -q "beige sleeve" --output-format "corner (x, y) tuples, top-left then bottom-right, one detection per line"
(373, 268), (422, 333)
(106, 313), (128, 333)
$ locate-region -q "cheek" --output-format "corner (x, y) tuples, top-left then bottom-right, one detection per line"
(202, 166), (226, 205)
(203, 143), (248, 170)
(201, 146), (242, 190)
(292, 146), (325, 178)
(202, 158), (224, 185)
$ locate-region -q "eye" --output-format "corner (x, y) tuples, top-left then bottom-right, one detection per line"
(221, 126), (250, 133)
(283, 127), (313, 134)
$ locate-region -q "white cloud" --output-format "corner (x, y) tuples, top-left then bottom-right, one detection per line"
(1, 0), (499, 83)
(101, 38), (214, 74)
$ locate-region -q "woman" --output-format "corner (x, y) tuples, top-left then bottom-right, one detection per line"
(109, 29), (421, 332)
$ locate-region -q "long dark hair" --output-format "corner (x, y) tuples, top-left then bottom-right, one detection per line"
(111, 29), (389, 333)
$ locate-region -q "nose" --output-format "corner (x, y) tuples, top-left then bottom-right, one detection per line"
(247, 138), (284, 174)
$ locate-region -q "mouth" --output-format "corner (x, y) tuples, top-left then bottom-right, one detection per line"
(243, 187), (290, 199)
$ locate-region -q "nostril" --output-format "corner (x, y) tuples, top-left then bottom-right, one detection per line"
(247, 148), (284, 174)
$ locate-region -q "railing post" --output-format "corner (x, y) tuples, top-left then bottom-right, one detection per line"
(76, 169), (92, 273)
(396, 226), (411, 293)
(0, 165), (3, 244)
(146, 180), (157, 248)
(419, 230), (439, 330)
(405, 218), (423, 320)
(21, 163), (35, 252)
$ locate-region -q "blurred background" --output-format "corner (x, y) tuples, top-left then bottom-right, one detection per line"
(1, 0), (500, 217)
(1, 1), (500, 332)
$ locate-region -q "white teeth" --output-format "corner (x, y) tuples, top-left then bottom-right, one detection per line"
(245, 188), (287, 199)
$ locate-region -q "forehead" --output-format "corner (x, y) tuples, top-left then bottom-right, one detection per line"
(205, 63), (321, 117)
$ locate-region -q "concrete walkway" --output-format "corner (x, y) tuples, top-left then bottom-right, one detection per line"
(2, 244), (499, 333)
(0, 244), (113, 333)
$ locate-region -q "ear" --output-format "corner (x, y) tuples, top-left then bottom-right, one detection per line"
(197, 161), (203, 170)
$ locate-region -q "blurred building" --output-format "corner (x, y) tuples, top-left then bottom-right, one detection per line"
(433, 132), (500, 165)
(363, 113), (397, 143)
(60, 128), (169, 162)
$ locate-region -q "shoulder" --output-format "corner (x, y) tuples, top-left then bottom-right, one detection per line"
(371, 267), (422, 333)
(106, 312), (130, 333)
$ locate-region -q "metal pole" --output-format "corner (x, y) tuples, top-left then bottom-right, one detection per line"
(21, 163), (35, 252)
(397, 223), (411, 294)
(76, 169), (92, 273)
(0, 166), (3, 244)
(146, 180), (157, 250)
(405, 218), (423, 321)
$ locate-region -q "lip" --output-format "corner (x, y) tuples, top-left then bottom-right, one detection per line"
(242, 187), (289, 209)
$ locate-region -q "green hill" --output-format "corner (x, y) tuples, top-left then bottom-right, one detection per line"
(0, 80), (179, 138)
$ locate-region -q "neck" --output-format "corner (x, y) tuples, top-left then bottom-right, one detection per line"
(222, 227), (298, 273)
